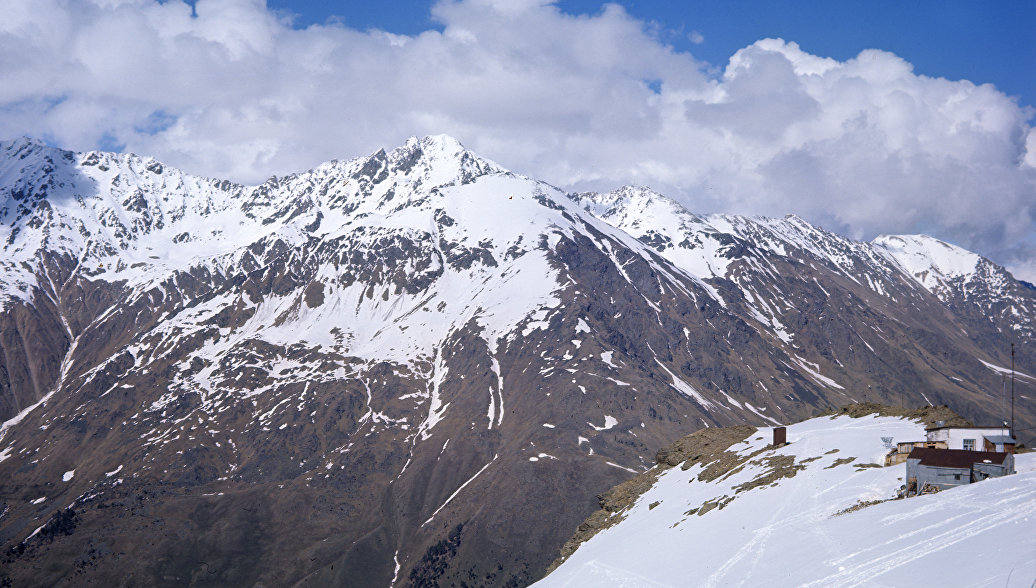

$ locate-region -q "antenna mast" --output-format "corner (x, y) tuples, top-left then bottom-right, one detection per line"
(1002, 373), (1007, 427)
(1011, 343), (1015, 439)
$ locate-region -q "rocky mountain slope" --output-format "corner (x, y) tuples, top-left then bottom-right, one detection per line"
(537, 409), (1036, 587)
(0, 136), (1032, 586)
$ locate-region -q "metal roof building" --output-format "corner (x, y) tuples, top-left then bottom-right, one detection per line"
(905, 448), (1015, 494)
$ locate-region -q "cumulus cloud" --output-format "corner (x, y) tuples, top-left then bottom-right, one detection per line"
(1, 0), (1034, 280)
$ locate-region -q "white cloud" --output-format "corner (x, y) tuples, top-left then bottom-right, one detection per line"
(1, 0), (1034, 280)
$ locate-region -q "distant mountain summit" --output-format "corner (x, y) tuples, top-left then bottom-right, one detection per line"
(1, 137), (1032, 586)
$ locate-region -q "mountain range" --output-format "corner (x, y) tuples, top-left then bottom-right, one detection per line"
(0, 135), (1032, 586)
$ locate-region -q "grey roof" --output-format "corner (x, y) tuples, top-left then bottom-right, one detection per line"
(983, 435), (1017, 444)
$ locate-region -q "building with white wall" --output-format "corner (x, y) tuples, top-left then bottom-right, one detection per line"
(925, 423), (1013, 452)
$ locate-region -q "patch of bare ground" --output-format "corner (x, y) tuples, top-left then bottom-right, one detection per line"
(854, 463), (884, 471)
(732, 455), (806, 494)
(825, 456), (856, 469)
(690, 495), (733, 516)
(832, 498), (895, 517)
(816, 403), (972, 428)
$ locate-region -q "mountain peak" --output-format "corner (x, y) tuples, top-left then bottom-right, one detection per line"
(375, 134), (506, 189)
(395, 134), (500, 165)
(570, 185), (682, 220)
(0, 136), (71, 166)
(578, 185), (663, 204)
(1, 136), (49, 152)
(415, 133), (466, 152)
(874, 234), (982, 284)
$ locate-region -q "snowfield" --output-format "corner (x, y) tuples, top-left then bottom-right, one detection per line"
(537, 414), (1036, 587)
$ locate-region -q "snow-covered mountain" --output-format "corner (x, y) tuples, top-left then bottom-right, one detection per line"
(571, 186), (1035, 345)
(538, 410), (1036, 587)
(0, 136), (1032, 586)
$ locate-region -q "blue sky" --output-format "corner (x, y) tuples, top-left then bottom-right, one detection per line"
(260, 0), (1036, 109)
(3, 0), (1035, 279)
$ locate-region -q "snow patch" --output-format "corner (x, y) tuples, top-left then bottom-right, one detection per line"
(589, 416), (618, 431)
(654, 359), (715, 408)
(979, 359), (1035, 381)
(422, 454), (498, 526)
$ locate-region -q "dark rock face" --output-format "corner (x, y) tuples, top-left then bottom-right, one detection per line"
(0, 295), (67, 417)
(0, 137), (1032, 587)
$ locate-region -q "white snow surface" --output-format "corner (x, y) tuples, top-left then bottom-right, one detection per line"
(537, 414), (1036, 588)
(589, 415), (618, 431)
(979, 359), (1036, 382)
(571, 187), (733, 280)
(876, 234), (979, 276)
(874, 234), (981, 295)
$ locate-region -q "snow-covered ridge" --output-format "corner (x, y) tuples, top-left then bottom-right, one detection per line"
(571, 185), (1028, 327)
(875, 234), (980, 278)
(1, 135), (563, 380)
(872, 234), (1031, 336)
(3, 135), (1030, 358)
(1, 135), (720, 369)
(873, 234), (984, 295)
(539, 413), (1036, 587)
(570, 187), (733, 280)
(3, 136), (1008, 299)
(571, 186), (907, 286)
(0, 135), (507, 298)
